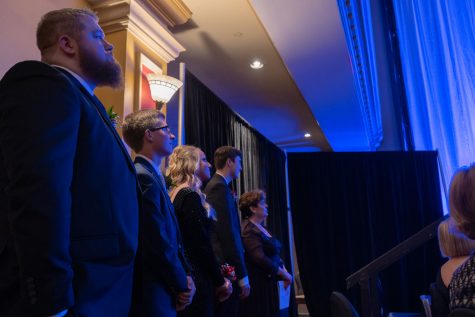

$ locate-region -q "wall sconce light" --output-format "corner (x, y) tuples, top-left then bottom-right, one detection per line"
(146, 73), (183, 110)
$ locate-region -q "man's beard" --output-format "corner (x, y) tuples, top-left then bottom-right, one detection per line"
(79, 47), (123, 89)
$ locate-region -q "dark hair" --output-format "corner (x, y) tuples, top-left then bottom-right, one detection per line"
(450, 164), (475, 239)
(239, 190), (265, 219)
(36, 8), (97, 56)
(213, 146), (242, 170)
(122, 109), (165, 152)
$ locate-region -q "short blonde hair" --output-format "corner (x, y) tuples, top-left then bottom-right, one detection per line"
(438, 218), (475, 258)
(122, 109), (165, 152)
(37, 8), (97, 55)
(449, 164), (475, 239)
(166, 145), (210, 212)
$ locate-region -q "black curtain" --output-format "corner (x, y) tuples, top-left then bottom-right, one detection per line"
(288, 151), (443, 317)
(184, 70), (297, 316)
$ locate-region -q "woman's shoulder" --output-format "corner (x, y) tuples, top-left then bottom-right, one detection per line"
(242, 220), (263, 236)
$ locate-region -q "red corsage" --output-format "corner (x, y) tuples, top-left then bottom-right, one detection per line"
(221, 263), (237, 282)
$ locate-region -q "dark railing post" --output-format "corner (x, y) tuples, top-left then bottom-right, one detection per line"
(359, 277), (372, 317)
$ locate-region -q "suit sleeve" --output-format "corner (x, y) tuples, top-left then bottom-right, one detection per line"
(137, 172), (188, 293)
(206, 182), (248, 280)
(242, 230), (280, 275)
(0, 68), (79, 314)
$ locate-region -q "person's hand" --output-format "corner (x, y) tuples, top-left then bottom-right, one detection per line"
(216, 277), (233, 302)
(239, 283), (250, 299)
(47, 310), (68, 317)
(278, 267), (293, 290)
(176, 276), (196, 310)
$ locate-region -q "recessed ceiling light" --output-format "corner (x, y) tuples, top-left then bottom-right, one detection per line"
(304, 133), (311, 138)
(250, 60), (264, 69)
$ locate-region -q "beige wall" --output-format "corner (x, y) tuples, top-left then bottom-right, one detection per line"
(0, 0), (88, 77)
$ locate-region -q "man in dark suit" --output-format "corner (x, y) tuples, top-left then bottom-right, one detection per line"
(0, 8), (139, 317)
(204, 146), (250, 317)
(122, 109), (195, 317)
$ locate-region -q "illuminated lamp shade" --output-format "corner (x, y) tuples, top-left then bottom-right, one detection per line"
(146, 73), (183, 106)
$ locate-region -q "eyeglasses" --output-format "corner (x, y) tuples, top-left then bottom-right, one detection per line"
(148, 125), (169, 132)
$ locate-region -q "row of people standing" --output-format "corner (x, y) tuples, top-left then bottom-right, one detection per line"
(123, 108), (292, 317)
(0, 6), (291, 316)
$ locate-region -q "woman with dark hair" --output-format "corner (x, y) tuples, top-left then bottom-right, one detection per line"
(167, 145), (232, 317)
(238, 190), (292, 317)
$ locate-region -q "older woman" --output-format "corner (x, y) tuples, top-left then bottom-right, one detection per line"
(238, 190), (292, 317)
(448, 164), (475, 312)
(166, 145), (232, 317)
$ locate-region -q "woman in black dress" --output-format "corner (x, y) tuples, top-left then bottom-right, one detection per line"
(238, 190), (292, 317)
(167, 145), (232, 317)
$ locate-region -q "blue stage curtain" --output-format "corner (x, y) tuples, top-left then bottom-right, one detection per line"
(392, 1), (475, 201)
(337, 0), (384, 150)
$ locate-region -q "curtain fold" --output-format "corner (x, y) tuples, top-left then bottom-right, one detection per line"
(184, 70), (296, 316)
(392, 1), (475, 203)
(288, 151), (443, 317)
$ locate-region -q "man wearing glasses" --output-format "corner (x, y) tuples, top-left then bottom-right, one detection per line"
(122, 109), (195, 317)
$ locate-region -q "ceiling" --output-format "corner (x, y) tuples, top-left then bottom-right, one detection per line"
(170, 0), (371, 152)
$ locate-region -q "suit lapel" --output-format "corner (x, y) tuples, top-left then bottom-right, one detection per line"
(54, 67), (135, 172)
(215, 174), (242, 232)
(135, 157), (177, 223)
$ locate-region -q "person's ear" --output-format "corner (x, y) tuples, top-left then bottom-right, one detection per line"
(144, 130), (153, 143)
(58, 35), (77, 56)
(249, 206), (258, 214)
(226, 158), (233, 167)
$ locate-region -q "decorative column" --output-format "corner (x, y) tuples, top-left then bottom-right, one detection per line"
(86, 0), (191, 123)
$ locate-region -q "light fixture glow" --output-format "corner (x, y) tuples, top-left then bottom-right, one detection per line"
(250, 60), (264, 69)
(146, 73), (183, 104)
(304, 133), (311, 138)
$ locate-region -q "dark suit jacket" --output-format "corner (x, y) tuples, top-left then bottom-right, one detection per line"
(0, 61), (140, 317)
(130, 156), (189, 317)
(204, 174), (247, 280)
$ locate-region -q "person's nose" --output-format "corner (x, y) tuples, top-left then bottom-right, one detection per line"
(103, 39), (113, 52)
(170, 132), (176, 140)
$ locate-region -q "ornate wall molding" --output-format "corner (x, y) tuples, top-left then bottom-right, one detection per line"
(87, 0), (189, 62)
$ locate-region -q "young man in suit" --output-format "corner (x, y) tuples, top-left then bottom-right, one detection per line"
(204, 146), (250, 317)
(0, 8), (139, 317)
(122, 109), (195, 317)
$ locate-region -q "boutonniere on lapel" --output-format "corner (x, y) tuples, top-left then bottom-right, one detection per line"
(107, 106), (120, 128)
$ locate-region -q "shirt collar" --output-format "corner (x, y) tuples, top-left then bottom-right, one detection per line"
(136, 154), (162, 176)
(52, 65), (95, 96)
(216, 171), (231, 184)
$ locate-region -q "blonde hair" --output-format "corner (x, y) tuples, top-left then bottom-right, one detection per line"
(166, 145), (210, 212)
(438, 218), (475, 258)
(449, 164), (475, 239)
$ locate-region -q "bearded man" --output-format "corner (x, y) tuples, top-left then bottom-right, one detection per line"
(0, 8), (140, 317)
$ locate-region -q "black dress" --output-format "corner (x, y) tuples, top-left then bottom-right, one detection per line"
(431, 270), (449, 317)
(173, 188), (225, 317)
(239, 219), (284, 317)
